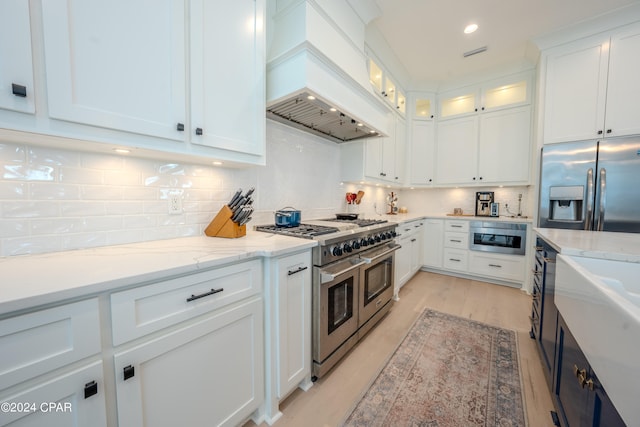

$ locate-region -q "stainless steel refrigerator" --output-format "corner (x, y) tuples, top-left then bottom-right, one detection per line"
(538, 136), (640, 233)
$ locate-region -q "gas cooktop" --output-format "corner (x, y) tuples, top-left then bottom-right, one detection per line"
(253, 224), (339, 239)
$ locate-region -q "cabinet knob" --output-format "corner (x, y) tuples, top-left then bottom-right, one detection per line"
(481, 107), (485, 111)
(597, 130), (603, 135)
(479, 176), (483, 180)
(428, 178), (432, 182)
(475, 108), (478, 112)
(84, 380), (98, 399)
(430, 115), (434, 119)
(472, 177), (476, 180)
(12, 83), (27, 97)
(606, 129), (612, 134)
(176, 123), (185, 131)
(195, 128), (203, 135)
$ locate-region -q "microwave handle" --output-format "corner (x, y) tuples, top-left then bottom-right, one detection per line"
(360, 244), (401, 264)
(320, 260), (367, 284)
(585, 168), (594, 230)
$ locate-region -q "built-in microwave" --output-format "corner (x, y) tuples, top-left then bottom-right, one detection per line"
(469, 221), (527, 255)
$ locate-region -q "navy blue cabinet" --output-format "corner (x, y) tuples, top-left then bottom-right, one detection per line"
(530, 237), (558, 389)
(553, 314), (626, 427)
(533, 236), (626, 426)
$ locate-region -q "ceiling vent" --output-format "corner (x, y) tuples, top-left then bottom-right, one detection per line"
(463, 46), (488, 57)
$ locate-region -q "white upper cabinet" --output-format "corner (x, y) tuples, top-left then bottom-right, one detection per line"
(543, 21), (640, 143)
(0, 0), (35, 114)
(4, 0), (265, 165)
(190, 0), (265, 156)
(478, 106), (532, 183)
(439, 73), (531, 120)
(409, 120), (436, 186)
(368, 57), (406, 116)
(435, 115), (479, 185)
(439, 89), (477, 120)
(413, 94), (436, 120)
(601, 23), (640, 138)
(41, 0), (187, 142)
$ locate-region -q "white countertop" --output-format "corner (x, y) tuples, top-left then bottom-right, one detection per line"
(534, 228), (640, 263)
(0, 231), (316, 316)
(383, 213), (534, 224)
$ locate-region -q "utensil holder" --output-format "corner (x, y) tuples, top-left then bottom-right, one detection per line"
(204, 205), (246, 238)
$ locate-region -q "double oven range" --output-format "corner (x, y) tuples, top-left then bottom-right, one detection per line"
(256, 217), (399, 379)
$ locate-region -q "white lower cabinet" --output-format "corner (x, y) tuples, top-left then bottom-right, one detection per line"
(0, 298), (106, 427)
(468, 252), (525, 282)
(264, 250), (313, 423)
(114, 296), (264, 427)
(443, 248), (469, 272)
(422, 219), (443, 268)
(394, 220), (424, 295)
(0, 362), (107, 427)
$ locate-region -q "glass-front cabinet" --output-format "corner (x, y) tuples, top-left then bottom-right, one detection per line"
(368, 57), (406, 116)
(439, 72), (532, 120)
(414, 96), (435, 119)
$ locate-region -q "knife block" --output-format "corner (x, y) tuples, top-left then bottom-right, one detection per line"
(204, 205), (246, 238)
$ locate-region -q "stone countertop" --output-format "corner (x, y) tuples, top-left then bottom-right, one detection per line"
(534, 228), (640, 263)
(382, 213), (534, 224)
(0, 231), (316, 316)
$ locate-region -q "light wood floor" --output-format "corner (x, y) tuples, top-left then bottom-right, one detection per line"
(248, 271), (556, 427)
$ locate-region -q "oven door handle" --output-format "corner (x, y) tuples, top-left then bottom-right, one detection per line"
(320, 260), (367, 284)
(360, 244), (401, 264)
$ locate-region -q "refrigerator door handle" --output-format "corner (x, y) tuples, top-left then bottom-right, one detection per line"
(585, 168), (594, 230)
(596, 168), (607, 231)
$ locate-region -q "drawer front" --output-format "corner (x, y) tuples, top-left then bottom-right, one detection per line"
(444, 231), (468, 249)
(444, 220), (469, 232)
(0, 299), (101, 390)
(468, 252), (525, 282)
(111, 259), (262, 345)
(443, 248), (468, 271)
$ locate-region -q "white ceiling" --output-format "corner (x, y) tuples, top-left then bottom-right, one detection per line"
(369, 0), (640, 88)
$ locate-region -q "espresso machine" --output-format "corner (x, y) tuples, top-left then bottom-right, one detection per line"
(475, 191), (494, 216)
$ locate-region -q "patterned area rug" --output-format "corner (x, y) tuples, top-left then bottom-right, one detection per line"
(343, 309), (526, 427)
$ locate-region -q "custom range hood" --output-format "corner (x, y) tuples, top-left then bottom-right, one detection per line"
(266, 0), (389, 143)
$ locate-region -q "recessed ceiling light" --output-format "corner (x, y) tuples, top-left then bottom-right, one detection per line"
(464, 23), (478, 34)
(307, 95), (316, 100)
(212, 161), (223, 166)
(113, 148), (130, 154)
(330, 107), (337, 112)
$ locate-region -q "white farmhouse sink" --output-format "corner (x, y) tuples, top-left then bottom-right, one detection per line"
(556, 254), (640, 426)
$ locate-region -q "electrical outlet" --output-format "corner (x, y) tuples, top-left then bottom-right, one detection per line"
(168, 193), (183, 215)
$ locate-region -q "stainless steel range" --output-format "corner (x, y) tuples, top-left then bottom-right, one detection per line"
(256, 218), (400, 379)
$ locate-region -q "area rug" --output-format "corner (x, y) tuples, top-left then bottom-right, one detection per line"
(342, 309), (526, 427)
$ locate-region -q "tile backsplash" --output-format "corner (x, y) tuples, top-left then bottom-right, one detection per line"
(0, 120), (535, 257)
(0, 121), (345, 256)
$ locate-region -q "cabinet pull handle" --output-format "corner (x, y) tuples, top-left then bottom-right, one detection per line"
(12, 83), (27, 97)
(450, 239), (461, 243)
(287, 266), (308, 276)
(123, 365), (135, 381)
(451, 225), (462, 228)
(449, 258), (461, 262)
(84, 380), (98, 399)
(176, 123), (185, 131)
(186, 288), (224, 302)
(411, 238), (416, 242)
(488, 263), (502, 268)
(195, 127), (203, 135)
